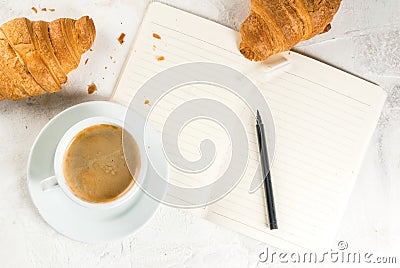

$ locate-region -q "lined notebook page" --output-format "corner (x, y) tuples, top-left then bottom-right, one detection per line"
(112, 2), (253, 210)
(111, 2), (386, 250)
(206, 53), (386, 250)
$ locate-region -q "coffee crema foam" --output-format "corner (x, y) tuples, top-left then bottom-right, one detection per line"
(63, 124), (141, 203)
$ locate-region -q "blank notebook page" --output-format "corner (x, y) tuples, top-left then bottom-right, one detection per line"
(111, 2), (386, 251)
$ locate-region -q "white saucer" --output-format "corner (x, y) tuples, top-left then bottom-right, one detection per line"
(27, 101), (168, 243)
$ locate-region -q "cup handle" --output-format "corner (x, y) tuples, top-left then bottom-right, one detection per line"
(40, 176), (59, 191)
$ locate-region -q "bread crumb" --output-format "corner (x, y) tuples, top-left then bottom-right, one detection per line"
(84, 58), (89, 65)
(90, 48), (93, 52)
(105, 66), (108, 69)
(109, 56), (113, 60)
(41, 8), (47, 11)
(144, 100), (150, 105)
(153, 33), (161, 39)
(31, 7), (38, 13)
(118, 33), (126, 44)
(87, 83), (97, 94)
(49, 8), (55, 12)
(157, 56), (165, 61)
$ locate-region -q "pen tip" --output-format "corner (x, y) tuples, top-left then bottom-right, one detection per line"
(256, 110), (262, 124)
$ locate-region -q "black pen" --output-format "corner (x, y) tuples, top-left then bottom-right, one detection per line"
(256, 110), (278, 230)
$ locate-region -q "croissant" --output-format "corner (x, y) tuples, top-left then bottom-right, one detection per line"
(0, 16), (95, 101)
(240, 0), (342, 61)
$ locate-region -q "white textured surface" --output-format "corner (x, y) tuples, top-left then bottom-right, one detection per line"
(0, 0), (399, 267)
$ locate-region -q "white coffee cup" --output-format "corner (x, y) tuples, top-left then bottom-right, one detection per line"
(40, 116), (148, 209)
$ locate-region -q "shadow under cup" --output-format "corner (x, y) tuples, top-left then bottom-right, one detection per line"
(62, 124), (141, 204)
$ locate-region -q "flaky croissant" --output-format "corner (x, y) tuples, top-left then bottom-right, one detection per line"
(0, 16), (95, 101)
(240, 0), (342, 61)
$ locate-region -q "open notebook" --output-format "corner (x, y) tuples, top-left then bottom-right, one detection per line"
(111, 2), (386, 251)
